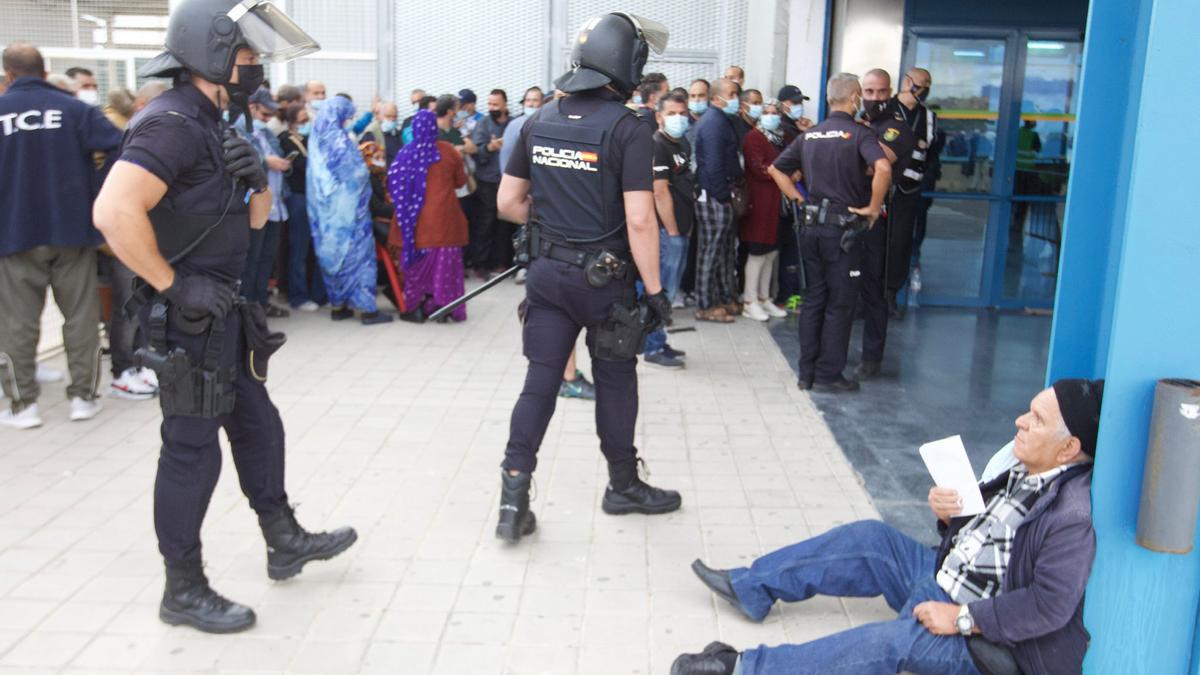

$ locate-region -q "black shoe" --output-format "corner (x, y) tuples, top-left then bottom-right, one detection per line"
(812, 376), (860, 393)
(330, 307), (355, 321)
(259, 507), (358, 580)
(399, 306), (427, 324)
(854, 361), (881, 380)
(663, 344), (687, 358)
(360, 311), (394, 325)
(264, 304), (290, 319)
(689, 560), (751, 618)
(159, 563), (256, 634)
(495, 471), (537, 543)
(602, 459), (682, 515)
(887, 292), (905, 320)
(797, 377), (814, 391)
(644, 351), (686, 369)
(670, 642), (739, 675)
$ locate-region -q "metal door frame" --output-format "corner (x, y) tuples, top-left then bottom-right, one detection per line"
(901, 27), (1082, 309)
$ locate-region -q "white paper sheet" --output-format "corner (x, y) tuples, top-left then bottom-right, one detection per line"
(918, 435), (986, 517)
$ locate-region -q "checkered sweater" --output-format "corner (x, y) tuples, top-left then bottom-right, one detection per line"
(936, 464), (1073, 604)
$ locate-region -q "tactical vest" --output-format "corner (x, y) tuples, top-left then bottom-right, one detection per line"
(124, 87), (251, 282)
(526, 97), (631, 250)
(893, 98), (936, 194)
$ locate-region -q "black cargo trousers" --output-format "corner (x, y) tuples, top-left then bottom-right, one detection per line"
(502, 256), (639, 474)
(141, 305), (289, 568)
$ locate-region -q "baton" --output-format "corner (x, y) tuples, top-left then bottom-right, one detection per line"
(427, 265), (521, 322)
(789, 202), (808, 292)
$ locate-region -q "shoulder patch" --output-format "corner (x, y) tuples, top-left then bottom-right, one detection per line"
(883, 128), (900, 142)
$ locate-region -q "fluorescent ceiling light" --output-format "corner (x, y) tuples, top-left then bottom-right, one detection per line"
(1029, 41), (1066, 50)
(953, 49), (985, 58)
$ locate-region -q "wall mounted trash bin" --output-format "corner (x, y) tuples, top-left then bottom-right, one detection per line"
(1136, 378), (1200, 553)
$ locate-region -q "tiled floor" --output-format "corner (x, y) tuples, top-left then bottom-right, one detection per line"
(0, 282), (891, 674)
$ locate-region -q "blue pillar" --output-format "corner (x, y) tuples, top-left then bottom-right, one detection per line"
(1049, 0), (1200, 672)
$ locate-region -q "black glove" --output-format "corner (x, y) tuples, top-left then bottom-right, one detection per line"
(163, 274), (236, 320)
(644, 290), (673, 332)
(222, 135), (268, 192)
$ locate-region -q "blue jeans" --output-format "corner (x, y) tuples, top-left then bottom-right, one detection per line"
(728, 520), (982, 675)
(284, 193), (326, 307)
(645, 230), (688, 355)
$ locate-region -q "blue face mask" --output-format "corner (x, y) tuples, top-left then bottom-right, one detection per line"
(688, 100), (708, 115)
(380, 120), (398, 133)
(722, 97), (740, 115)
(455, 109), (469, 121)
(252, 118), (268, 132)
(747, 104), (763, 120)
(523, 106), (539, 117)
(759, 114), (781, 132)
(632, 94), (643, 105)
(787, 103), (804, 120)
(297, 122), (311, 137)
(309, 98), (325, 112)
(663, 114), (689, 139)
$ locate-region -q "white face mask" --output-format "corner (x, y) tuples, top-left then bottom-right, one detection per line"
(77, 89), (99, 106)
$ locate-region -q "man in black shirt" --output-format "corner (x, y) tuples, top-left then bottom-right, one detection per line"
(732, 87), (762, 145)
(494, 12), (679, 544)
(857, 69), (916, 379)
(767, 73), (891, 392)
(92, 0), (355, 634)
(885, 67), (938, 317)
(645, 91), (695, 368)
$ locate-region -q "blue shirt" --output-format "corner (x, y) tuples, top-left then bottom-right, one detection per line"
(0, 77), (122, 257)
(692, 106), (741, 203)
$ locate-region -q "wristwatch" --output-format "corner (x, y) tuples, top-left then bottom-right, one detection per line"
(956, 604), (975, 636)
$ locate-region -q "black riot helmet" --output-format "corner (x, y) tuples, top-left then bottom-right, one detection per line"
(554, 12), (669, 97)
(139, 0), (319, 83)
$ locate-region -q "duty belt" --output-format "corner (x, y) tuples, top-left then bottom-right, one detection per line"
(799, 198), (861, 229)
(535, 239), (632, 281)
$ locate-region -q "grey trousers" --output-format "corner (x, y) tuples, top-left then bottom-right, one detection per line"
(0, 246), (101, 408)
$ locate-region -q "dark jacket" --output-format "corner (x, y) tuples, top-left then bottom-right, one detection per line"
(0, 77), (122, 257)
(936, 464), (1095, 675)
(693, 106), (741, 203)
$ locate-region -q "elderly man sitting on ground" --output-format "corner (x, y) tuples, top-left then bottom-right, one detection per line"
(674, 378), (1105, 675)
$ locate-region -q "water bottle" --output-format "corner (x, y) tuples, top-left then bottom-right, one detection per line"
(907, 267), (922, 308)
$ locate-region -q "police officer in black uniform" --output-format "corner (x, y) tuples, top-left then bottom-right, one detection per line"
(493, 12), (680, 543)
(856, 69), (915, 379)
(767, 73), (891, 393)
(883, 67), (938, 317)
(93, 0), (356, 634)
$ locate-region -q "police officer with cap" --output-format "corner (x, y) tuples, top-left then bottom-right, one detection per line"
(856, 68), (915, 379)
(494, 11), (680, 543)
(767, 73), (891, 393)
(93, 0), (356, 633)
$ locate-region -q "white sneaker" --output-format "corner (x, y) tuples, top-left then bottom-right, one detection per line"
(295, 301), (320, 312)
(139, 367), (159, 389)
(68, 397), (103, 422)
(0, 403), (42, 430)
(35, 364), (64, 383)
(742, 301), (770, 322)
(671, 297), (685, 309)
(760, 300), (788, 318)
(111, 368), (157, 400)
(515, 269), (528, 285)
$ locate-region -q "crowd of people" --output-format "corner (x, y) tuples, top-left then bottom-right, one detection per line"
(0, 44), (934, 415)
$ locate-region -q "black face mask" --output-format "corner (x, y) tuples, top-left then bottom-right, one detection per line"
(909, 84), (930, 103)
(227, 64), (265, 132)
(861, 99), (888, 122)
(488, 109), (503, 121)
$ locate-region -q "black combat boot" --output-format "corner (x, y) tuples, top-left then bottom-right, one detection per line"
(258, 507), (358, 581)
(495, 470), (537, 543)
(159, 562), (256, 633)
(602, 458), (682, 515)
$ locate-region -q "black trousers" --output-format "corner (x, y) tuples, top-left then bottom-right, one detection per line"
(503, 257), (638, 474)
(798, 229), (862, 383)
(144, 308), (289, 567)
(467, 180), (511, 270)
(859, 213), (889, 364)
(886, 189), (921, 294)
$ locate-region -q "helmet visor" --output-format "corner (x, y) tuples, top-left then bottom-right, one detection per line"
(227, 1), (320, 63)
(619, 12), (669, 54)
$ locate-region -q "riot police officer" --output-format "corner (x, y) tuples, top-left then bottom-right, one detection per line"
(857, 69), (915, 379)
(494, 12), (679, 543)
(93, 0), (355, 634)
(767, 73), (891, 392)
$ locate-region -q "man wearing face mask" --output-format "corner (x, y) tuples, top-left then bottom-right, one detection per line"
(776, 85), (812, 146)
(692, 77), (744, 322)
(66, 67), (99, 106)
(468, 88), (512, 276)
(855, 68), (915, 380)
(732, 88), (762, 145)
(883, 67), (937, 318)
(92, 0), (357, 634)
(373, 102), (402, 164)
(237, 87), (292, 318)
